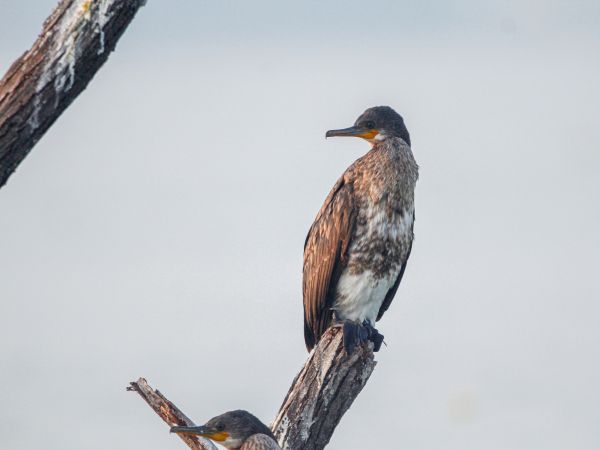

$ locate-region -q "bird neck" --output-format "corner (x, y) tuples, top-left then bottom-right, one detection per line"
(371, 136), (407, 152)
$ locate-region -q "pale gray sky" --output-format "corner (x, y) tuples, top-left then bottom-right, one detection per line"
(1, 1), (599, 450)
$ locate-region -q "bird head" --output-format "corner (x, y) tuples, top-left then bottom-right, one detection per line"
(170, 410), (275, 449)
(326, 105), (410, 146)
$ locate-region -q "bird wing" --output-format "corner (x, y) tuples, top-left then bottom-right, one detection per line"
(303, 177), (356, 351)
(241, 434), (282, 450)
(376, 236), (413, 321)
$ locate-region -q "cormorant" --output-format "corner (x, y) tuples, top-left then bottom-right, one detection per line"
(303, 106), (418, 354)
(171, 410), (281, 450)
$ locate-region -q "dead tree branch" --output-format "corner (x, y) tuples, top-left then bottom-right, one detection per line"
(129, 327), (376, 450)
(0, 0), (145, 189)
(127, 378), (218, 450)
(271, 327), (376, 449)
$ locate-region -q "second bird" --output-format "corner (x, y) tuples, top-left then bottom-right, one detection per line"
(303, 106), (418, 354)
(171, 410), (281, 450)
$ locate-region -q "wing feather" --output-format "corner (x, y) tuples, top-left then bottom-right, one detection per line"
(303, 177), (356, 351)
(376, 235), (413, 321)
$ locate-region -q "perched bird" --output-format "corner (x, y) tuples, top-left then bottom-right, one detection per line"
(303, 106), (418, 354)
(170, 410), (281, 450)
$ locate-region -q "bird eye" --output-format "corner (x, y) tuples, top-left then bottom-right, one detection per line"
(364, 121), (375, 129)
(216, 424), (224, 431)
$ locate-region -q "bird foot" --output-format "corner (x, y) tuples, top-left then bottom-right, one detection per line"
(339, 320), (384, 354)
(332, 314), (385, 354)
(342, 321), (369, 354)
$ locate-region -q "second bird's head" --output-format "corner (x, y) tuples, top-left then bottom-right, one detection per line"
(170, 410), (275, 450)
(326, 105), (410, 146)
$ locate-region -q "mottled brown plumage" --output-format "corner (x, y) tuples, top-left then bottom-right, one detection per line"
(303, 106), (418, 352)
(241, 434), (282, 450)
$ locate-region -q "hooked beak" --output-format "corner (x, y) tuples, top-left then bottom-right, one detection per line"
(170, 425), (229, 442)
(325, 126), (380, 140)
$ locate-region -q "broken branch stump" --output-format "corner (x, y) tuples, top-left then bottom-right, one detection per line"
(127, 378), (218, 450)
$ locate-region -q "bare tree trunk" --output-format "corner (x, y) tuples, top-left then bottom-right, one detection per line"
(0, 0), (145, 189)
(129, 328), (376, 450)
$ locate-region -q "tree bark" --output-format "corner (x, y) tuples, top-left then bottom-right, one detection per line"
(127, 378), (218, 450)
(129, 327), (376, 450)
(271, 327), (376, 450)
(0, 0), (145, 189)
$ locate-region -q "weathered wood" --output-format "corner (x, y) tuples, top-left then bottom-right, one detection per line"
(0, 0), (145, 189)
(271, 327), (376, 450)
(130, 328), (376, 450)
(127, 378), (218, 450)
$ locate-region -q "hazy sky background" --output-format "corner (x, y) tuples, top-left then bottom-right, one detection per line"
(1, 1), (599, 449)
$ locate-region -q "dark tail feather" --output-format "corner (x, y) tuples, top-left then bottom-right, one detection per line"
(304, 322), (316, 352)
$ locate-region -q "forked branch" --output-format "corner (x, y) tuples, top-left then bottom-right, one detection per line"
(129, 327), (376, 450)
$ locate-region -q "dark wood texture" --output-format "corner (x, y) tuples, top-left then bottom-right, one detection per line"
(0, 0), (145, 188)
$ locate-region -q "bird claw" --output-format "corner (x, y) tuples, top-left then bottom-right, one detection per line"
(362, 320), (385, 352)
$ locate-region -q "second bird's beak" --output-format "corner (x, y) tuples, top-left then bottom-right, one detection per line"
(325, 126), (379, 140)
(170, 425), (229, 442)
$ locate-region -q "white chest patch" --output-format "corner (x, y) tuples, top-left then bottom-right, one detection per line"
(333, 269), (399, 324)
(332, 202), (413, 324)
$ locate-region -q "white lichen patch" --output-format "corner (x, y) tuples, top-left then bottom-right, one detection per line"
(28, 0), (122, 130)
(95, 0), (116, 54)
(28, 69), (52, 129)
(28, 0), (93, 129)
(298, 401), (317, 443)
(273, 416), (290, 441)
(52, 0), (101, 96)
